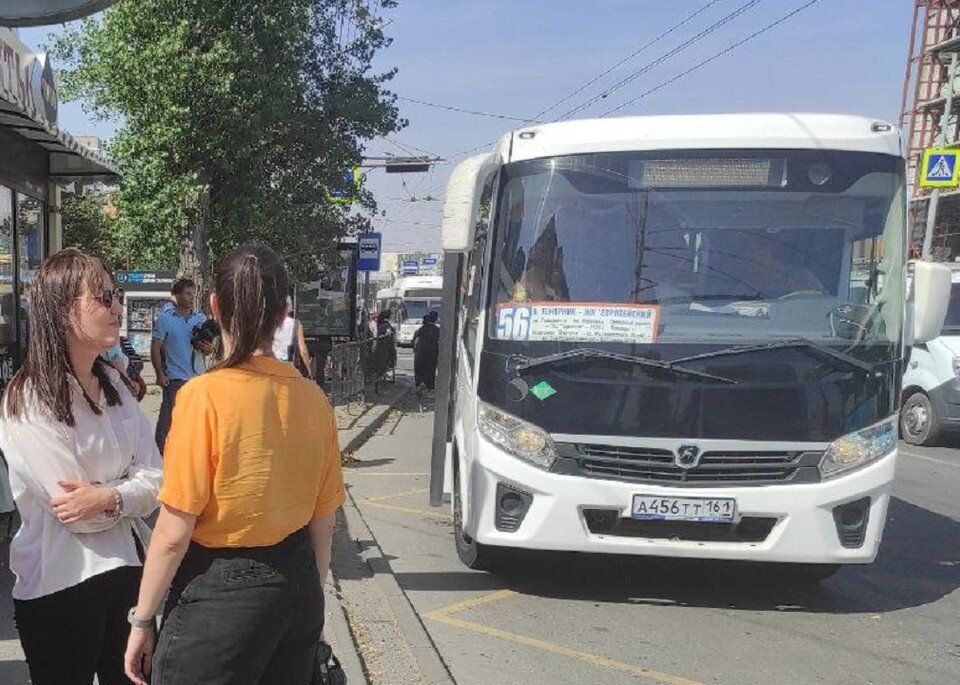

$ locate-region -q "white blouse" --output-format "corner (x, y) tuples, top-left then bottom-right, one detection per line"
(0, 369), (162, 600)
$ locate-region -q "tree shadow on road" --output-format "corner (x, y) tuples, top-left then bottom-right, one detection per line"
(395, 498), (960, 614)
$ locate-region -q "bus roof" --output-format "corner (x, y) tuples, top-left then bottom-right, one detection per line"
(391, 275), (443, 294)
(495, 113), (901, 163)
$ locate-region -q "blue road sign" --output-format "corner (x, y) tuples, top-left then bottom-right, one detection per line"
(421, 257), (438, 265)
(357, 233), (382, 272)
(329, 168), (361, 203)
(402, 260), (419, 275)
(922, 149), (959, 187)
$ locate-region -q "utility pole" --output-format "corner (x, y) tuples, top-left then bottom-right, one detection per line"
(923, 52), (959, 260)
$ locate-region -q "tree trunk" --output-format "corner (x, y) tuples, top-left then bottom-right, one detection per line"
(179, 181), (212, 312)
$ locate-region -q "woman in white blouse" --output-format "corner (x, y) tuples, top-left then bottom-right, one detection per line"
(0, 248), (162, 685)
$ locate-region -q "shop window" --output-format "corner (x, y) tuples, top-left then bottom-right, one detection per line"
(17, 194), (44, 352)
(0, 187), (14, 347)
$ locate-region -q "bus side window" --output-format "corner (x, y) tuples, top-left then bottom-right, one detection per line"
(463, 238), (487, 365)
(462, 173), (496, 366)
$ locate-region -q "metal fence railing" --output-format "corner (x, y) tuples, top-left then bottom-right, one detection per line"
(325, 333), (396, 408)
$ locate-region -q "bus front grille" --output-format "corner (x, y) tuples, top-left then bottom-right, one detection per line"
(557, 444), (823, 486)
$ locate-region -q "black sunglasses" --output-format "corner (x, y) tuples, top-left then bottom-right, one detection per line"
(95, 288), (124, 308)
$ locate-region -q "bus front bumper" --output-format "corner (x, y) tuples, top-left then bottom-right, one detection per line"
(467, 439), (896, 564)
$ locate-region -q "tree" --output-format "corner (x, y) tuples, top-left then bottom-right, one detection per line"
(60, 190), (126, 268)
(51, 0), (403, 293)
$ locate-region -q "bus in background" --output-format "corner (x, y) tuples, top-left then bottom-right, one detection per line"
(377, 275), (443, 346)
(431, 113), (951, 579)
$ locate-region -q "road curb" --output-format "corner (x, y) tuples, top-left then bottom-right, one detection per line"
(338, 485), (456, 685)
(333, 380), (455, 683)
(324, 575), (368, 683)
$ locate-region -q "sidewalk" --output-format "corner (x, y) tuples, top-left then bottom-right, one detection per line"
(0, 372), (410, 684)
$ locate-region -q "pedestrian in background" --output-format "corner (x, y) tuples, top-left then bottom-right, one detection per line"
(412, 311), (440, 393)
(375, 309), (397, 376)
(124, 244), (344, 685)
(150, 278), (209, 451)
(273, 297), (312, 377)
(100, 289), (148, 401)
(102, 334), (147, 402)
(0, 248), (161, 685)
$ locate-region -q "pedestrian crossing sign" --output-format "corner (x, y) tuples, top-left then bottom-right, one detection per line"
(921, 148), (960, 187)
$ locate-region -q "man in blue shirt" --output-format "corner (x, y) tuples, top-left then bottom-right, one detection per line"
(152, 278), (209, 451)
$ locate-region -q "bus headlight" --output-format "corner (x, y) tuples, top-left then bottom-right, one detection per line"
(819, 415), (897, 479)
(478, 402), (557, 469)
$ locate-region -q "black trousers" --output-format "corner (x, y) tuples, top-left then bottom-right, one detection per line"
(14, 565), (141, 685)
(152, 527), (324, 685)
(414, 349), (439, 389)
(154, 379), (186, 452)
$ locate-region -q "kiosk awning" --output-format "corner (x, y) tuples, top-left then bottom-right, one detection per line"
(0, 103), (120, 181)
(0, 27), (120, 183)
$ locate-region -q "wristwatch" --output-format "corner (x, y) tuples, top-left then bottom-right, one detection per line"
(127, 608), (155, 630)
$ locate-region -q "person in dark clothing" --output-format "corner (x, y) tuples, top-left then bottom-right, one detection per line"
(374, 310), (396, 374)
(119, 336), (147, 401)
(412, 312), (440, 392)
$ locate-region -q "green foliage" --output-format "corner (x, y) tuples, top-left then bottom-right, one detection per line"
(51, 0), (403, 281)
(59, 191), (125, 268)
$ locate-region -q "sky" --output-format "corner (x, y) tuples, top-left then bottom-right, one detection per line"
(17, 0), (916, 253)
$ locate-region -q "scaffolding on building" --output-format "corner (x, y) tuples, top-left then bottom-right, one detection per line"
(902, 0), (960, 261)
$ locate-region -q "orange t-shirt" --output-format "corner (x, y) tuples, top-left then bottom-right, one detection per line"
(158, 356), (344, 548)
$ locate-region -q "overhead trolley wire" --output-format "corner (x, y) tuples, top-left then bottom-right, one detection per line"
(527, 0), (724, 123)
(556, 0), (766, 121)
(601, 0), (821, 116)
(396, 96), (532, 122)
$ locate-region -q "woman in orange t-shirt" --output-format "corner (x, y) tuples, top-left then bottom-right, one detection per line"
(124, 244), (344, 685)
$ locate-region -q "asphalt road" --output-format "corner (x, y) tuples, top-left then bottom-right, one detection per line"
(345, 352), (960, 685)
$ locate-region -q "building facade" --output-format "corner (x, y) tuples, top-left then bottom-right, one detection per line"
(0, 27), (120, 383)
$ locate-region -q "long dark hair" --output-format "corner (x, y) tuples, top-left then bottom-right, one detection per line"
(213, 244), (290, 369)
(3, 248), (129, 427)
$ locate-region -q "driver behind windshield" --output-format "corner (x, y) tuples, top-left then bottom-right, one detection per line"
(734, 233), (826, 300)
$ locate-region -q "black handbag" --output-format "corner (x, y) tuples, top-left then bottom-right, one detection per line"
(311, 641), (347, 685)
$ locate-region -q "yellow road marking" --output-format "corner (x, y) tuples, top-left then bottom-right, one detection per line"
(426, 591), (710, 685)
(364, 488), (430, 502)
(345, 471), (430, 476)
(363, 500), (453, 521)
(427, 589), (518, 614)
(358, 488), (452, 520)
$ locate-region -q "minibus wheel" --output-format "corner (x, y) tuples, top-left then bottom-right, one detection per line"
(453, 458), (498, 571)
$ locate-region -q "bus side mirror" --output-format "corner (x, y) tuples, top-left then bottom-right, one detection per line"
(442, 153), (498, 253)
(909, 261), (952, 345)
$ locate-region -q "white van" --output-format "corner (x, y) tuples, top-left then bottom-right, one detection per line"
(902, 263), (960, 445)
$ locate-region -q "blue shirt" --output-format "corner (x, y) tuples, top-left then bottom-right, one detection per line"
(153, 307), (207, 381)
(102, 343), (125, 363)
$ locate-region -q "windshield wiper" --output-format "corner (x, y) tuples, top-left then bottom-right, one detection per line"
(512, 347), (737, 384)
(668, 338), (878, 376)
